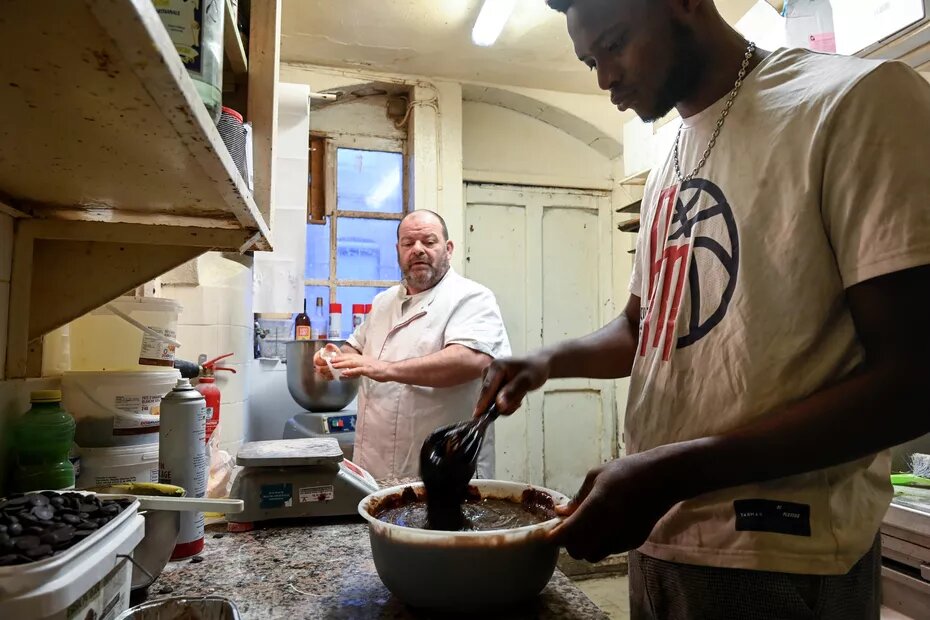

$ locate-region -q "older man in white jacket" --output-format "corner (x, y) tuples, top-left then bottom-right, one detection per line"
(314, 210), (510, 481)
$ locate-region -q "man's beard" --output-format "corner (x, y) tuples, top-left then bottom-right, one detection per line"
(640, 18), (704, 123)
(402, 253), (451, 291)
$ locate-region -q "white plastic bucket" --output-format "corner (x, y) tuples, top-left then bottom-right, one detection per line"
(0, 505), (142, 619)
(0, 492), (141, 599)
(63, 369), (179, 447)
(75, 444), (160, 489)
(70, 296), (183, 370)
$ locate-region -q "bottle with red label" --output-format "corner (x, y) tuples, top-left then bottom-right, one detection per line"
(328, 303), (343, 339)
(352, 304), (365, 331)
(194, 353), (237, 444)
(295, 298), (311, 341)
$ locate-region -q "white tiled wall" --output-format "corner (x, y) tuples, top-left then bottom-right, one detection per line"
(252, 82), (310, 315)
(246, 82), (314, 438)
(162, 252), (253, 458)
(248, 359), (296, 440)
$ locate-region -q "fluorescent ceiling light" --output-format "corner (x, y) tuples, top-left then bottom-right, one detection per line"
(472, 0), (516, 47)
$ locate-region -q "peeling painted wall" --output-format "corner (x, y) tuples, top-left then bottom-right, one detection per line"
(462, 101), (613, 184)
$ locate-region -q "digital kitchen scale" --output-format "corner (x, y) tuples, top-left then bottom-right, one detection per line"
(227, 437), (378, 531)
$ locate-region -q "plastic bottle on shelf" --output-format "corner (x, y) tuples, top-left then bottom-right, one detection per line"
(783, 0), (835, 53)
(9, 391), (76, 492)
(153, 0), (225, 122)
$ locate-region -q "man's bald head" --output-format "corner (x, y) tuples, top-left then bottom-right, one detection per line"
(395, 210), (454, 294)
(397, 209), (449, 242)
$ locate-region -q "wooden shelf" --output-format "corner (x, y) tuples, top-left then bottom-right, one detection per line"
(0, 0), (270, 250)
(0, 0), (281, 378)
(224, 0), (249, 79)
(619, 169), (650, 186)
(617, 217), (641, 233)
(616, 199), (642, 214)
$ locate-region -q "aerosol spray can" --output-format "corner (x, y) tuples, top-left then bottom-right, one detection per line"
(159, 378), (208, 559)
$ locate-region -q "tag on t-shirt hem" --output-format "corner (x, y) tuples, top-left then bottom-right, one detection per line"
(734, 499), (812, 537)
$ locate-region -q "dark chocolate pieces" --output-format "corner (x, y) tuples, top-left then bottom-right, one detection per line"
(0, 492), (127, 566)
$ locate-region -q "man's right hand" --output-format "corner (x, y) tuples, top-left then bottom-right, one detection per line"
(474, 353), (552, 416)
(313, 343), (341, 381)
(473, 295), (642, 417)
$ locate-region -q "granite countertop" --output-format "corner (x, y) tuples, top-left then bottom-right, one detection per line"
(151, 519), (609, 619)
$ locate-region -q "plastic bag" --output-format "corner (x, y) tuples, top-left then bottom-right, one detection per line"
(206, 423), (236, 499)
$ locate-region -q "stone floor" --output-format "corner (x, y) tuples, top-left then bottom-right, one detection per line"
(576, 575), (913, 619)
(577, 575), (629, 619)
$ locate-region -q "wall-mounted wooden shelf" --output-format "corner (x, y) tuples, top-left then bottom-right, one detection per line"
(617, 217), (641, 233)
(619, 169), (650, 187)
(0, 0), (270, 248)
(0, 0), (281, 378)
(616, 199), (642, 214)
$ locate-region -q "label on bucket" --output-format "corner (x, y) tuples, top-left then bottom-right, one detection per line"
(112, 404), (160, 435)
(89, 469), (159, 487)
(139, 327), (177, 366)
(114, 394), (162, 416)
(65, 560), (130, 620)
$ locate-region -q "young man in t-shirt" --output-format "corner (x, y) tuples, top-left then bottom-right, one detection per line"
(475, 0), (930, 617)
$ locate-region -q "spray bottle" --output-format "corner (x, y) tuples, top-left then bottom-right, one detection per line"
(159, 378), (208, 559)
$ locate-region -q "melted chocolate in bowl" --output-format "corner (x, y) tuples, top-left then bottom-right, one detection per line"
(373, 486), (556, 532)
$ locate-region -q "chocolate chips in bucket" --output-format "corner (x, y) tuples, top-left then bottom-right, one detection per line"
(0, 492), (132, 566)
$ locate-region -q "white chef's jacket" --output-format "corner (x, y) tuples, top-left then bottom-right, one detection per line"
(347, 269), (511, 481)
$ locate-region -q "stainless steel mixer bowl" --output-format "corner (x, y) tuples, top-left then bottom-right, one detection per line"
(286, 340), (360, 412)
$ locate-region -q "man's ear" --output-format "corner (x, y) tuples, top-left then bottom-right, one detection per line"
(446, 240), (454, 255)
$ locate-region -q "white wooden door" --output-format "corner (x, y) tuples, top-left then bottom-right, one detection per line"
(463, 183), (617, 495)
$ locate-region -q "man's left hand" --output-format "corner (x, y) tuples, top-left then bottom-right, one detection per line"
(332, 354), (393, 382)
(549, 452), (679, 563)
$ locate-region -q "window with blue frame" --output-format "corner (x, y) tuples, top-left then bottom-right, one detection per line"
(305, 144), (407, 338)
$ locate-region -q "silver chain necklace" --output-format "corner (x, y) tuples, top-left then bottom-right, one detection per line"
(673, 41), (757, 183)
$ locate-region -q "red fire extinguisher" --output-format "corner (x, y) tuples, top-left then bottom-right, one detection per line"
(195, 353), (236, 444)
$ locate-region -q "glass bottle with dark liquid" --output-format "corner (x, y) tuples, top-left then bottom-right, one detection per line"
(295, 299), (311, 341)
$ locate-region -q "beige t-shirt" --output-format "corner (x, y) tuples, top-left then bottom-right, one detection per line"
(629, 48), (930, 574)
